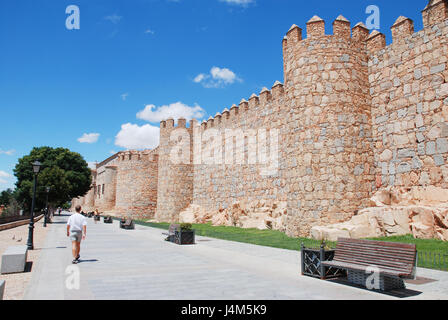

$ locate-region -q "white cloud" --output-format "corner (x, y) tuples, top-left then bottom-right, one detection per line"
(87, 162), (97, 170)
(194, 74), (206, 83)
(78, 133), (100, 144)
(115, 123), (160, 150)
(136, 102), (205, 123)
(0, 149), (15, 156)
(0, 171), (10, 178)
(144, 29), (155, 35)
(104, 14), (122, 24)
(220, 0), (255, 6)
(194, 66), (242, 88)
(0, 171), (11, 183)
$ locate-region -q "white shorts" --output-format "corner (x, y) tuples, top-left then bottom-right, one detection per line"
(70, 231), (82, 242)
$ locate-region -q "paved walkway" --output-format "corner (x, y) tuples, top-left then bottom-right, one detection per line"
(24, 213), (448, 300)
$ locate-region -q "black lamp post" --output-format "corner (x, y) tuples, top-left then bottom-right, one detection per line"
(43, 186), (50, 227)
(26, 161), (42, 250)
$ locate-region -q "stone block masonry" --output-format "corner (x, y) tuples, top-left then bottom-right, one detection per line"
(72, 1), (448, 238)
(71, 150), (159, 220)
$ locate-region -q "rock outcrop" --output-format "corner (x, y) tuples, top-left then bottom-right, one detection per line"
(179, 200), (288, 231)
(311, 186), (448, 241)
(178, 204), (213, 224)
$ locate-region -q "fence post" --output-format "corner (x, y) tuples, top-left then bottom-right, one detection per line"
(300, 242), (305, 275)
(320, 243), (325, 280)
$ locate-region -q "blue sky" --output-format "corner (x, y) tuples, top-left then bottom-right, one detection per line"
(0, 0), (427, 191)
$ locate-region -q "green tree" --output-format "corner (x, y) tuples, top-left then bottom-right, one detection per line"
(14, 147), (92, 212)
(0, 188), (14, 206)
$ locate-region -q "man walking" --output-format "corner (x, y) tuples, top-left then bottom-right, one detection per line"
(67, 205), (87, 264)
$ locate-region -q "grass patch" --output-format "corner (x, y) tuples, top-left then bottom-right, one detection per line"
(136, 220), (448, 271)
(136, 220), (335, 250)
(365, 234), (448, 253)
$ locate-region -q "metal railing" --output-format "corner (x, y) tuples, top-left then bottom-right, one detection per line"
(417, 251), (448, 271)
(0, 214), (31, 225)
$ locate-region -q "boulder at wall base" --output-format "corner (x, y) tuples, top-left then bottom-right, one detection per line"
(369, 186), (448, 207)
(179, 204), (213, 224)
(179, 208), (196, 224)
(311, 205), (448, 241)
(436, 227), (448, 241)
(179, 201), (288, 231)
(311, 187), (448, 241)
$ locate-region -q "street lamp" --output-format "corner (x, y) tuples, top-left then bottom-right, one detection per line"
(43, 186), (50, 227)
(26, 161), (42, 250)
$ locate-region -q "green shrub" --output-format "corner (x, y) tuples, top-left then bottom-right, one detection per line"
(180, 223), (193, 231)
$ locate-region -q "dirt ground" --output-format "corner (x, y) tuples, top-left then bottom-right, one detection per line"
(0, 219), (49, 300)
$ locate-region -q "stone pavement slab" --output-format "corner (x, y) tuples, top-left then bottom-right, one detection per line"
(24, 213), (448, 300)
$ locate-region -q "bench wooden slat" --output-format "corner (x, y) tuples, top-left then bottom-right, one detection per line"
(335, 245), (416, 261)
(335, 249), (416, 264)
(324, 238), (416, 280)
(336, 241), (417, 252)
(336, 242), (416, 255)
(332, 257), (412, 272)
(321, 261), (410, 277)
(337, 238), (416, 250)
(323, 260), (412, 276)
(336, 246), (416, 258)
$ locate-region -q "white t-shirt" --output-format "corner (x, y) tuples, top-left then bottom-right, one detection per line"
(67, 213), (87, 232)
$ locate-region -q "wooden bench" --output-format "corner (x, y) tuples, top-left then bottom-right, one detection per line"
(163, 224), (180, 242)
(120, 218), (135, 230)
(321, 238), (417, 291)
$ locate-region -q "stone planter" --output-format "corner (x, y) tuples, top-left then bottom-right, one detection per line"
(104, 216), (113, 224)
(120, 219), (135, 230)
(174, 229), (195, 245)
(301, 243), (345, 280)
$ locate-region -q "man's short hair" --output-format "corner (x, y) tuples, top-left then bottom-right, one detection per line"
(75, 205), (82, 213)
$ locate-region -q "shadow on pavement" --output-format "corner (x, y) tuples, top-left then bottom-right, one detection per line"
(34, 246), (67, 250)
(327, 278), (423, 298)
(78, 259), (99, 264)
(24, 261), (33, 273)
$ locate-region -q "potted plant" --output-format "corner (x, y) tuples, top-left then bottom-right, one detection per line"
(174, 223), (195, 245)
(300, 240), (345, 280)
(120, 217), (135, 230)
(104, 216), (113, 224)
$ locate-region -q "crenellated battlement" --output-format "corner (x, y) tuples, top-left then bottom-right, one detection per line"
(180, 81), (284, 133)
(160, 117), (195, 135)
(283, 0), (447, 59)
(116, 149), (158, 162)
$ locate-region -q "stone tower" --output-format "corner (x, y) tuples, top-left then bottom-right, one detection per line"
(281, 15), (376, 236)
(114, 150), (159, 219)
(155, 118), (194, 222)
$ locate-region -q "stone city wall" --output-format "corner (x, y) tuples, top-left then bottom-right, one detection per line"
(369, 8), (448, 190)
(72, 1), (448, 239)
(115, 150), (159, 220)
